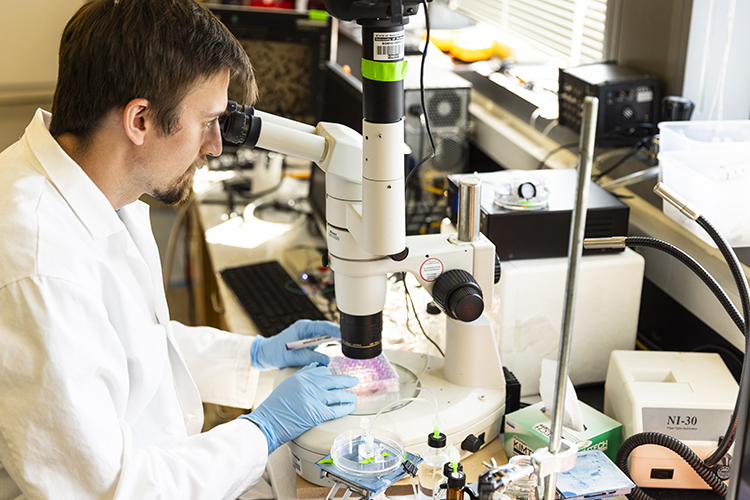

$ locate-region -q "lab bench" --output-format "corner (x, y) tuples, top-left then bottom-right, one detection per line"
(185, 164), (515, 498)
(185, 162), (630, 500)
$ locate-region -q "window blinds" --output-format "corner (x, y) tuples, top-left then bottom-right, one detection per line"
(452, 0), (609, 65)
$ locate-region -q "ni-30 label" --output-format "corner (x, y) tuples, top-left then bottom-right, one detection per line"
(641, 408), (733, 441)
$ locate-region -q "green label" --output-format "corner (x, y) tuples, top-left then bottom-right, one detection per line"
(361, 59), (408, 82)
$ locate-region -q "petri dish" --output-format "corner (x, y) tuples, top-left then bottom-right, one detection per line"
(331, 428), (405, 478)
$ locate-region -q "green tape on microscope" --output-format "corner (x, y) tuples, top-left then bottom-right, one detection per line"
(308, 10), (328, 21)
(361, 59), (407, 82)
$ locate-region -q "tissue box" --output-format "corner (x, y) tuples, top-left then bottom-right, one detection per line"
(504, 401), (623, 463)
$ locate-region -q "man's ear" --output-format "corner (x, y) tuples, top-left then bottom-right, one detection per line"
(123, 98), (151, 146)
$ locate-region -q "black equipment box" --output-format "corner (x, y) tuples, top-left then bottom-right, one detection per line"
(447, 170), (630, 260)
(559, 62), (661, 147)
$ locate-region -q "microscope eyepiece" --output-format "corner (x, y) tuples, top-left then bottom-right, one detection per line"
(219, 100), (262, 147)
(339, 311), (383, 359)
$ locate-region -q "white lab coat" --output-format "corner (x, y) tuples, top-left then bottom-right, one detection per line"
(0, 110), (268, 500)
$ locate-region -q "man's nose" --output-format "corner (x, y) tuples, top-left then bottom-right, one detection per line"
(204, 121), (223, 157)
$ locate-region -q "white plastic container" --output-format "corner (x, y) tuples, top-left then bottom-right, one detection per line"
(658, 120), (750, 247)
(659, 149), (750, 247)
(658, 120), (750, 153)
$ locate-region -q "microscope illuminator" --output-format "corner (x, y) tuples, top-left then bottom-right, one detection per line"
(582, 237), (627, 250)
(654, 182), (700, 221)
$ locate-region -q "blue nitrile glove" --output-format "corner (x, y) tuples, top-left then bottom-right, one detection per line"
(241, 363), (358, 454)
(250, 319), (340, 370)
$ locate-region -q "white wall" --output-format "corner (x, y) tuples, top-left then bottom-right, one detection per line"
(0, 1), (185, 288)
(0, 0), (84, 150)
(0, 0), (84, 90)
(683, 0), (750, 121)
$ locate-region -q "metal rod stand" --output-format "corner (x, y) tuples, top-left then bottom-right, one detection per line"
(542, 96), (599, 500)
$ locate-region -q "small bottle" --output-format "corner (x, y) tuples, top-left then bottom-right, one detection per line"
(432, 446), (461, 500)
(502, 455), (536, 500)
(446, 466), (467, 500)
(418, 429), (450, 500)
(434, 460), (462, 500)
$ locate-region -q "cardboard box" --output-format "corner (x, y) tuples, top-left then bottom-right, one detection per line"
(504, 401), (622, 463)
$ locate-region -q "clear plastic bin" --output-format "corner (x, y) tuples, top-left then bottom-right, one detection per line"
(658, 120), (750, 153)
(659, 149), (750, 247)
(658, 120), (750, 247)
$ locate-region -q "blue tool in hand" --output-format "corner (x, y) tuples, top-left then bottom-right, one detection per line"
(251, 319), (340, 370)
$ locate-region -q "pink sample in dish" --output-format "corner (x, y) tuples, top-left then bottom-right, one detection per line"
(328, 353), (400, 397)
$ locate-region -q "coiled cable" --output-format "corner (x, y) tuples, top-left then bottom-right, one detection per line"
(587, 231), (747, 498)
(615, 432), (727, 499)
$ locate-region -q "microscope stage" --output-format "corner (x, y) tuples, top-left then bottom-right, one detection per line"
(283, 349), (506, 486)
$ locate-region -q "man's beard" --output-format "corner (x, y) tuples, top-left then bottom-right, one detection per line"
(153, 156), (207, 206)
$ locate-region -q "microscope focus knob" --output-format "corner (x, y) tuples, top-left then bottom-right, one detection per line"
(494, 253), (502, 284)
(432, 269), (484, 322)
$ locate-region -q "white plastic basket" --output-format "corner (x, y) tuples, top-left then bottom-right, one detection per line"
(660, 149), (750, 247)
(659, 120), (750, 153)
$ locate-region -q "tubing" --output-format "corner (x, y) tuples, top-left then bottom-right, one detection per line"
(624, 236), (744, 333)
(616, 432), (727, 499)
(695, 216), (750, 467)
(597, 232), (744, 496)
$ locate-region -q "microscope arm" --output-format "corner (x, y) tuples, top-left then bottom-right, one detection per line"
(231, 107), (400, 252)
(222, 102), (504, 380)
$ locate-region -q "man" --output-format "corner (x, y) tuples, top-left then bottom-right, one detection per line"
(0, 0), (357, 498)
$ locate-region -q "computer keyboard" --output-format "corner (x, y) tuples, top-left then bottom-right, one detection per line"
(220, 260), (327, 337)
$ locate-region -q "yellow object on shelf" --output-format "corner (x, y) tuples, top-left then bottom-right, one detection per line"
(449, 34), (494, 62)
(428, 29), (462, 53)
(493, 38), (514, 59)
(424, 29), (515, 62)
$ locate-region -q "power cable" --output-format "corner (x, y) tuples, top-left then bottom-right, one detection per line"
(403, 0), (435, 191)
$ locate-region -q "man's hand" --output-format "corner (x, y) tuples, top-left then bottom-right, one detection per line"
(250, 320), (339, 370)
(240, 364), (358, 453)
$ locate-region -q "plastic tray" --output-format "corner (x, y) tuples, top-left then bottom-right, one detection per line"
(328, 353), (400, 397)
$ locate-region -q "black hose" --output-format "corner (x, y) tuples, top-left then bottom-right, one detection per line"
(615, 432), (727, 499)
(624, 236), (745, 333)
(695, 216), (750, 467)
(613, 233), (743, 493)
(402, 0), (435, 191)
(697, 217), (750, 326)
(609, 208), (749, 495)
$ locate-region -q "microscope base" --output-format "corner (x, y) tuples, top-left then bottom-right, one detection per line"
(285, 349), (506, 487)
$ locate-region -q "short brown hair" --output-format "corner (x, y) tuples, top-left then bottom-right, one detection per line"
(50, 0), (256, 143)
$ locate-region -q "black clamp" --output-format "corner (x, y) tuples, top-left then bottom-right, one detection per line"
(402, 459), (418, 477)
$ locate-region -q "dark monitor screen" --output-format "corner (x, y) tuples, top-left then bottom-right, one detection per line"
(208, 4), (332, 124)
(308, 163), (327, 237)
(320, 61), (363, 133)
